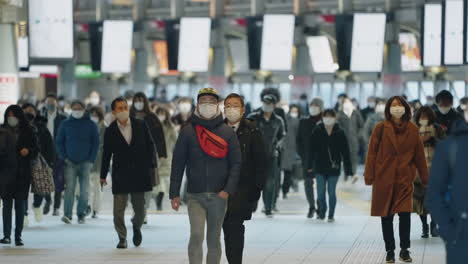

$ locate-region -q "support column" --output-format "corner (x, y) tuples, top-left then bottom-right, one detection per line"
(131, 0), (150, 93)
(251, 0), (265, 16)
(171, 0), (185, 18)
(382, 0), (403, 98)
(209, 0), (227, 96)
(292, 0), (312, 101)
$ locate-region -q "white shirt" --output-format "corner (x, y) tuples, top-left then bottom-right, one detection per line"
(117, 118), (132, 145)
(47, 111), (57, 137)
(229, 122), (240, 132)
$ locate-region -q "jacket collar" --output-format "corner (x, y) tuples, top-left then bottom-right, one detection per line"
(190, 112), (224, 130)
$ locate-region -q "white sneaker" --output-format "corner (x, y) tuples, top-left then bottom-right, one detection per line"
(33, 207), (43, 223)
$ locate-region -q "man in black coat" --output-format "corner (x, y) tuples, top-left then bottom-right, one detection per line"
(100, 97), (156, 249)
(223, 93), (267, 264)
(297, 98), (323, 219)
(43, 94), (68, 216)
(248, 94), (285, 217)
(434, 90), (463, 135)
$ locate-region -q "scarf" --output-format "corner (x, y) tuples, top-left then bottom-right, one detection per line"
(419, 125), (436, 169)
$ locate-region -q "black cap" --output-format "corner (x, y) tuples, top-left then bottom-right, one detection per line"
(262, 94), (278, 104)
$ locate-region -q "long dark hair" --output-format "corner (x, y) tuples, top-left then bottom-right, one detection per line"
(4, 104), (28, 129)
(414, 106), (437, 127)
(155, 106), (173, 127)
(385, 96), (412, 122)
(130, 92), (152, 116)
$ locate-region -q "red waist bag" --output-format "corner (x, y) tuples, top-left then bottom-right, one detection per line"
(195, 125), (229, 159)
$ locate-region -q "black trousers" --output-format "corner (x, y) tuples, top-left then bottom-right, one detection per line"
(2, 199), (26, 240)
(381, 212), (411, 251)
(282, 170), (293, 196)
(33, 194), (52, 208)
(223, 216), (245, 264)
(304, 170), (316, 211)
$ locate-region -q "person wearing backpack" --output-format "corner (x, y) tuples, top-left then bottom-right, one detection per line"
(426, 116), (468, 264)
(364, 96), (428, 263)
(170, 88), (241, 264)
(1, 105), (38, 246)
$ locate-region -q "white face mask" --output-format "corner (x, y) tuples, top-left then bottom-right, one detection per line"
(438, 106), (451, 115)
(390, 106), (405, 118)
(225, 107), (242, 123)
(262, 104), (274, 113)
(290, 112), (299, 119)
(461, 104), (467, 111)
(198, 103), (218, 119)
(322, 117), (336, 126)
(375, 104), (386, 114)
(157, 115), (166, 122)
(134, 102), (144, 111)
(419, 119), (429, 127)
(343, 101), (354, 117)
(7, 116), (19, 127)
(179, 103), (192, 114)
(72, 110), (84, 119)
(115, 111), (129, 122)
(309, 106), (321, 116)
(89, 97), (100, 106)
(91, 116), (99, 124)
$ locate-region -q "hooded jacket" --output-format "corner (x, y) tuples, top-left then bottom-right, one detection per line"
(56, 114), (100, 164)
(426, 119), (468, 245)
(169, 113), (241, 199)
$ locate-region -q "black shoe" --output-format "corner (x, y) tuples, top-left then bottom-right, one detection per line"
(92, 211), (98, 219)
(386, 251), (395, 263)
(117, 239), (127, 249)
(399, 249), (413, 263)
(265, 210), (273, 217)
(78, 216), (86, 224)
(156, 192), (164, 211)
(272, 206), (279, 213)
(307, 208), (315, 219)
(0, 237), (11, 244)
(430, 222), (439, 237)
(282, 193), (288, 200)
(133, 227), (142, 247)
(85, 205), (92, 217)
(43, 201), (51, 215)
(421, 224), (429, 238)
(53, 209), (60, 216)
(15, 238), (24, 247)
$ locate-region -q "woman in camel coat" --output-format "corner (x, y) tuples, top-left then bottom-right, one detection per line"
(364, 96), (428, 264)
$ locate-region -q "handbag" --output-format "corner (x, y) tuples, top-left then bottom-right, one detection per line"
(195, 125), (229, 159)
(31, 153), (55, 195)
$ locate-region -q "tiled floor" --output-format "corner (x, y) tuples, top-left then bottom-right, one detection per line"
(0, 176), (446, 264)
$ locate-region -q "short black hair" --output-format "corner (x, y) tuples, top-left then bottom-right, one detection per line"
(414, 106), (436, 126)
(70, 100), (85, 109)
(435, 90), (454, 104)
(89, 106), (105, 121)
(224, 93), (245, 107)
(323, 109), (337, 117)
(21, 103), (36, 112)
(460, 97), (468, 105)
(111, 97), (127, 111)
(46, 93), (58, 100)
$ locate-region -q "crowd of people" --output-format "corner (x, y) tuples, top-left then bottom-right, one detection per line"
(0, 87), (467, 264)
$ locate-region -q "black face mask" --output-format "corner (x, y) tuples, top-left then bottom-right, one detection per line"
(25, 113), (35, 122)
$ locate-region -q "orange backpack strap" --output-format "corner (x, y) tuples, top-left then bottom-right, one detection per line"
(195, 125), (229, 159)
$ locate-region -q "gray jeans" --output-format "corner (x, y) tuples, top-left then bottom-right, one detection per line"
(113, 192), (146, 240)
(187, 193), (228, 264)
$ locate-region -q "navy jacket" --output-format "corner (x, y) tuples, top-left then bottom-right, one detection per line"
(426, 120), (468, 244)
(169, 113), (241, 199)
(56, 114), (100, 164)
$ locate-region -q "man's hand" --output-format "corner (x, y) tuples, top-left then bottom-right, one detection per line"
(218, 191), (229, 200)
(171, 197), (181, 211)
(100, 178), (107, 186)
(20, 148), (29, 157)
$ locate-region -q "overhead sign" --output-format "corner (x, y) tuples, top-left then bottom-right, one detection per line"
(260, 14), (295, 71)
(443, 0), (464, 65)
(101, 20), (133, 73)
(75, 64), (102, 79)
(422, 4), (443, 67)
(28, 0), (74, 59)
(0, 73), (19, 124)
(178, 17), (211, 72)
